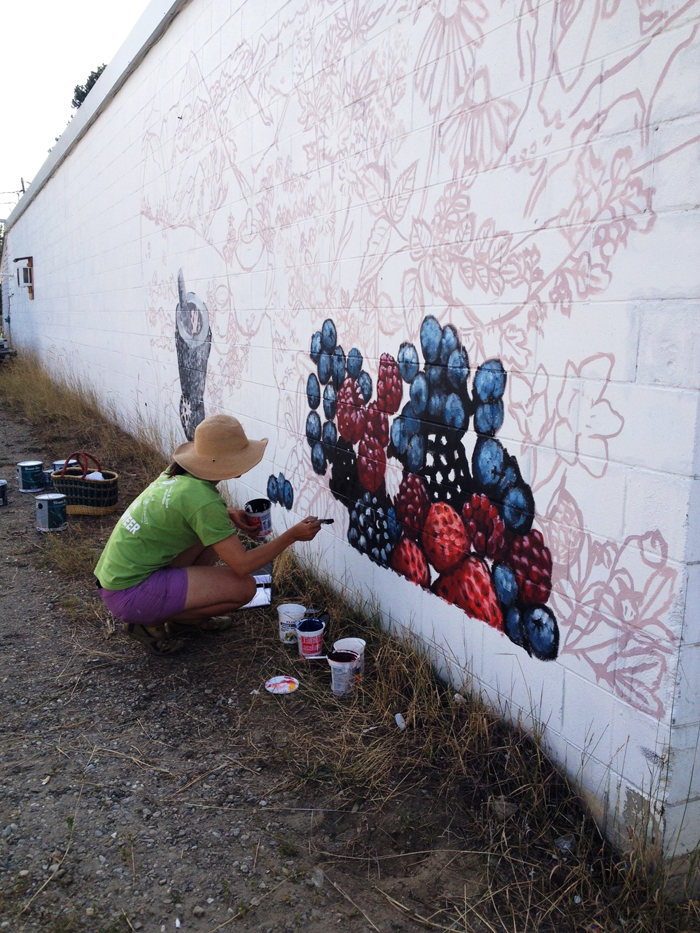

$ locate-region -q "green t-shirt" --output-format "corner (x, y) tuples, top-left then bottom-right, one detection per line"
(95, 471), (235, 590)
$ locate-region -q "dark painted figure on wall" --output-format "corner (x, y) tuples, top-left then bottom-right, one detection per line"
(175, 269), (211, 440)
(304, 316), (559, 661)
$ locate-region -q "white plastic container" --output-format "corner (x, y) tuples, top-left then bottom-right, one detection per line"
(277, 604), (306, 645)
(333, 637), (366, 675)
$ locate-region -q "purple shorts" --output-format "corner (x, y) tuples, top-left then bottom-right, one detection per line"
(96, 568), (189, 625)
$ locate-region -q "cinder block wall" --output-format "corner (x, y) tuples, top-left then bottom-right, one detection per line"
(4, 0), (699, 863)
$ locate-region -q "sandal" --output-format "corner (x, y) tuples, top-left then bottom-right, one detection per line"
(125, 623), (185, 655)
(168, 617), (233, 636)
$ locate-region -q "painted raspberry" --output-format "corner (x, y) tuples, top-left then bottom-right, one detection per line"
(432, 557), (503, 630)
(391, 536), (430, 587)
(506, 529), (552, 606)
(358, 436), (387, 493)
(422, 501), (468, 573)
(364, 401), (389, 447)
(394, 473), (430, 541)
(336, 378), (366, 444)
(377, 353), (402, 415)
(461, 493), (507, 560)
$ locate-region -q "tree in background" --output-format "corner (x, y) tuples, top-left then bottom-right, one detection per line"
(71, 65), (107, 110)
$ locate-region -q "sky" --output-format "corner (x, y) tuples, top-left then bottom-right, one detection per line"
(1, 0), (154, 220)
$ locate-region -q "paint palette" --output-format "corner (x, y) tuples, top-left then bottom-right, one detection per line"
(264, 675), (299, 694)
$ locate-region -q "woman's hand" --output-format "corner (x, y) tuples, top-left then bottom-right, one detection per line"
(227, 508), (260, 536)
(292, 516), (323, 541)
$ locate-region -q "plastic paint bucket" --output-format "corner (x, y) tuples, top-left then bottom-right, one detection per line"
(327, 650), (359, 696)
(17, 461), (44, 493)
(296, 616), (326, 658)
(35, 493), (67, 532)
(0, 479), (7, 507)
(42, 469), (55, 490)
(277, 603), (306, 645)
(245, 497), (272, 538)
(53, 459), (77, 473)
(333, 637), (366, 675)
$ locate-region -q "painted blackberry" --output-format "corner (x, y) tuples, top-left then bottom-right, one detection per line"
(461, 493), (507, 560)
(328, 437), (361, 506)
(377, 353), (402, 414)
(347, 491), (394, 567)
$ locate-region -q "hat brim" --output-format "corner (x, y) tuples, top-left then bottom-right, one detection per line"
(173, 437), (268, 481)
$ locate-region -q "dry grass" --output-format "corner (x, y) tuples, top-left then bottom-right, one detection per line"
(1, 352), (698, 933)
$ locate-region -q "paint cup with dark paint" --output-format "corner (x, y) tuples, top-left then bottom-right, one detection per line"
(296, 616), (326, 658)
(244, 497), (272, 538)
(327, 650), (359, 696)
(0, 479), (7, 507)
(333, 637), (366, 676)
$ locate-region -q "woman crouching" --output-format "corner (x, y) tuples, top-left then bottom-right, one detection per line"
(94, 414), (321, 654)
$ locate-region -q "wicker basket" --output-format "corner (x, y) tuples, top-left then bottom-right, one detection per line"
(51, 452), (119, 516)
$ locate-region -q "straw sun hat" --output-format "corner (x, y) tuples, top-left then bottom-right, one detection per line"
(173, 414), (268, 481)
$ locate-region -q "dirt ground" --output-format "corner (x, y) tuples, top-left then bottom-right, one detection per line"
(0, 409), (485, 933)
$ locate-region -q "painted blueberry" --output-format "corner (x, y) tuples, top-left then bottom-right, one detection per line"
(318, 351), (332, 385)
(310, 331), (322, 364)
(323, 383), (337, 420)
(410, 372), (429, 416)
(474, 400), (504, 435)
(306, 411), (322, 447)
(522, 605), (559, 661)
(398, 342), (420, 383)
(425, 363), (445, 394)
(391, 416), (409, 456)
(439, 324), (459, 365)
(321, 319), (337, 353)
(427, 390), (446, 424)
(278, 472), (285, 493)
(406, 432), (426, 473)
(307, 373), (321, 410)
(387, 507), (401, 543)
(502, 483), (535, 534)
(496, 454), (520, 500)
(493, 563), (518, 608)
(283, 479), (294, 510)
(358, 370), (373, 403)
(311, 442), (327, 475)
(347, 347), (363, 379)
(474, 359), (506, 403)
(472, 437), (505, 489)
(322, 420), (337, 449)
(420, 315), (442, 364)
(267, 474), (279, 504)
(444, 392), (465, 430)
(401, 402), (421, 438)
(504, 606), (525, 648)
(332, 346), (346, 390)
(446, 347), (469, 390)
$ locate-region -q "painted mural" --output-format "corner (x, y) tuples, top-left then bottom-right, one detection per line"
(304, 314), (559, 660)
(175, 269), (211, 440)
(139, 0), (694, 718)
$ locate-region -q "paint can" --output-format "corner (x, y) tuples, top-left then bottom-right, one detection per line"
(35, 493), (68, 532)
(244, 498), (272, 538)
(333, 637), (366, 675)
(277, 603), (306, 645)
(53, 459), (77, 473)
(296, 616), (326, 658)
(327, 650), (359, 696)
(0, 479), (7, 507)
(17, 461), (45, 493)
(42, 469), (55, 490)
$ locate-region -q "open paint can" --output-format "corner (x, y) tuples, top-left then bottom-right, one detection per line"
(35, 493), (67, 532)
(277, 603), (306, 645)
(42, 469), (55, 490)
(296, 616), (325, 658)
(17, 461), (45, 493)
(327, 650), (359, 696)
(333, 638), (366, 675)
(244, 497), (272, 538)
(0, 479), (7, 507)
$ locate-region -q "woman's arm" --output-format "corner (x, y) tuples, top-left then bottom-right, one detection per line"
(213, 517), (322, 575)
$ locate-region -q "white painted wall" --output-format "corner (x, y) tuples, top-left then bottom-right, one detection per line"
(4, 0), (700, 864)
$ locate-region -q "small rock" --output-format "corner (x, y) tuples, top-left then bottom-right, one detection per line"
(193, 905), (205, 917)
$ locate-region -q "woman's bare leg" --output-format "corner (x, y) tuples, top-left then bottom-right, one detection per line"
(167, 565), (257, 621)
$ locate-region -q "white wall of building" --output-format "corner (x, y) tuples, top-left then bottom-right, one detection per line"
(4, 0), (700, 862)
